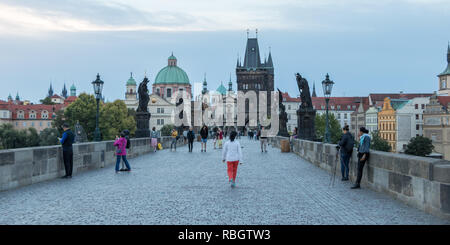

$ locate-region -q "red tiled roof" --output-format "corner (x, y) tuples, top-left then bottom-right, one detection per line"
(281, 92), (301, 102)
(2, 104), (64, 120)
(369, 93), (432, 104)
(437, 96), (450, 107)
(312, 97), (369, 112)
(50, 95), (62, 99)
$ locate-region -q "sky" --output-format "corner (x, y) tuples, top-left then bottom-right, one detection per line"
(0, 0), (449, 103)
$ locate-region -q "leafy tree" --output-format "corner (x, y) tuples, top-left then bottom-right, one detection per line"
(160, 124), (175, 136)
(39, 128), (60, 146)
(26, 128), (40, 147)
(405, 136), (434, 156)
(100, 100), (136, 140)
(40, 97), (55, 105)
(0, 124), (39, 149)
(57, 93), (98, 141)
(52, 109), (65, 135)
(370, 130), (391, 152)
(315, 113), (342, 144)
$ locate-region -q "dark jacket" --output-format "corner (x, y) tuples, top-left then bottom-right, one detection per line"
(60, 129), (75, 151)
(187, 130), (195, 141)
(200, 127), (208, 139)
(338, 132), (354, 154)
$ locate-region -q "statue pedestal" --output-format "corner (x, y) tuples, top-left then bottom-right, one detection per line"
(135, 112), (151, 138)
(297, 107), (316, 141)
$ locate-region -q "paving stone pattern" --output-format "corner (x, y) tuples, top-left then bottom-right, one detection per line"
(0, 138), (448, 225)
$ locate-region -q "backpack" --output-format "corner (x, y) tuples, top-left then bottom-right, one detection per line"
(344, 134), (354, 153)
(125, 136), (131, 149)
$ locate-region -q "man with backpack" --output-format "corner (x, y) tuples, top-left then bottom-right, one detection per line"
(337, 125), (354, 181)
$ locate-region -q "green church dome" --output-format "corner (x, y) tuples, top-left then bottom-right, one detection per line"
(216, 82), (227, 95)
(126, 72), (137, 85)
(154, 53), (190, 85)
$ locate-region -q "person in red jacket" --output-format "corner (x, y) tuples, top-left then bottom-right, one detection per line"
(114, 132), (131, 173)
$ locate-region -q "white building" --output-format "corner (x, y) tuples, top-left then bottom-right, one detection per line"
(365, 106), (379, 134)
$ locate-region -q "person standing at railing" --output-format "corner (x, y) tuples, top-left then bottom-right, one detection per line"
(352, 127), (371, 189)
(337, 125), (354, 181)
(114, 132), (131, 173)
(58, 123), (75, 179)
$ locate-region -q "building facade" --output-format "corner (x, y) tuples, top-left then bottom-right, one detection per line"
(281, 92), (301, 133)
(312, 97), (368, 128)
(236, 32), (274, 127)
(365, 106), (379, 134)
(423, 94), (450, 160)
(437, 44), (450, 96)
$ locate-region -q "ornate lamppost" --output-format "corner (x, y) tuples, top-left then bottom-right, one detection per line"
(322, 73), (334, 143)
(92, 73), (104, 141)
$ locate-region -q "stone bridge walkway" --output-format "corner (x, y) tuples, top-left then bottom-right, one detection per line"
(0, 139), (448, 225)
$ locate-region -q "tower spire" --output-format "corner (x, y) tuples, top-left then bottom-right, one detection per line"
(312, 81), (317, 97)
(202, 73), (208, 95)
(228, 73), (233, 92)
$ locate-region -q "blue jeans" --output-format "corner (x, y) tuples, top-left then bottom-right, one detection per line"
(340, 152), (351, 179)
(115, 155), (131, 171)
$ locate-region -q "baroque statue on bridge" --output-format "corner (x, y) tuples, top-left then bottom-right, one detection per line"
(135, 76), (151, 138)
(296, 73), (317, 141)
(277, 88), (290, 137)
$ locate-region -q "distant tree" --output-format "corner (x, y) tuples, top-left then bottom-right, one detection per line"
(52, 109), (65, 135)
(40, 97), (55, 105)
(39, 128), (60, 146)
(315, 113), (342, 144)
(160, 124), (175, 136)
(100, 100), (136, 140)
(59, 93), (98, 141)
(370, 130), (391, 152)
(405, 136), (434, 157)
(26, 128), (40, 147)
(0, 124), (39, 149)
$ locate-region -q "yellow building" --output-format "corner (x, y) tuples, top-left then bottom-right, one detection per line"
(378, 97), (397, 152)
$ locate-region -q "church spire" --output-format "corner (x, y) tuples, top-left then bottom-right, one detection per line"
(48, 83), (53, 98)
(447, 41), (450, 64)
(312, 82), (317, 97)
(228, 73), (233, 92)
(62, 83), (68, 98)
(202, 73), (208, 95)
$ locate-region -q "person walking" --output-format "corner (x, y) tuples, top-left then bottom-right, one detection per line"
(170, 129), (178, 151)
(59, 123), (75, 179)
(187, 127), (195, 152)
(114, 132), (131, 173)
(218, 128), (224, 149)
(222, 131), (243, 188)
(151, 127), (159, 152)
(338, 125), (354, 181)
(351, 127), (371, 189)
(200, 125), (208, 152)
(213, 128), (218, 149)
(260, 126), (268, 153)
(183, 128), (188, 144)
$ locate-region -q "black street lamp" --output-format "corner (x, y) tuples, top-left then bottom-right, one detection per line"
(322, 73), (334, 143)
(92, 73), (104, 141)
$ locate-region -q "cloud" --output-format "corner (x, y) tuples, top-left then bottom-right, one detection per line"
(0, 0), (447, 37)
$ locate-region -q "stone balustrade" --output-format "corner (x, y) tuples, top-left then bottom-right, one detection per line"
(0, 136), (185, 192)
(269, 136), (450, 220)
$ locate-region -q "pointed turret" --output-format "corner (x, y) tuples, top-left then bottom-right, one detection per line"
(267, 50), (273, 67)
(312, 82), (317, 97)
(15, 92), (20, 101)
(62, 83), (68, 98)
(48, 83), (54, 98)
(439, 42), (450, 77)
(243, 32), (262, 69)
(228, 73), (233, 92)
(7, 93), (12, 101)
(202, 73), (208, 95)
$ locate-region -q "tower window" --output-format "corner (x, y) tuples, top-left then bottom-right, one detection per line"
(167, 88), (172, 98)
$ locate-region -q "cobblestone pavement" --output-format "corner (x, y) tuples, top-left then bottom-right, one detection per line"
(0, 138), (448, 225)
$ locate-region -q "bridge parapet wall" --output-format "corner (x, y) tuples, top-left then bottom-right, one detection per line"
(0, 137), (185, 192)
(268, 136), (450, 220)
